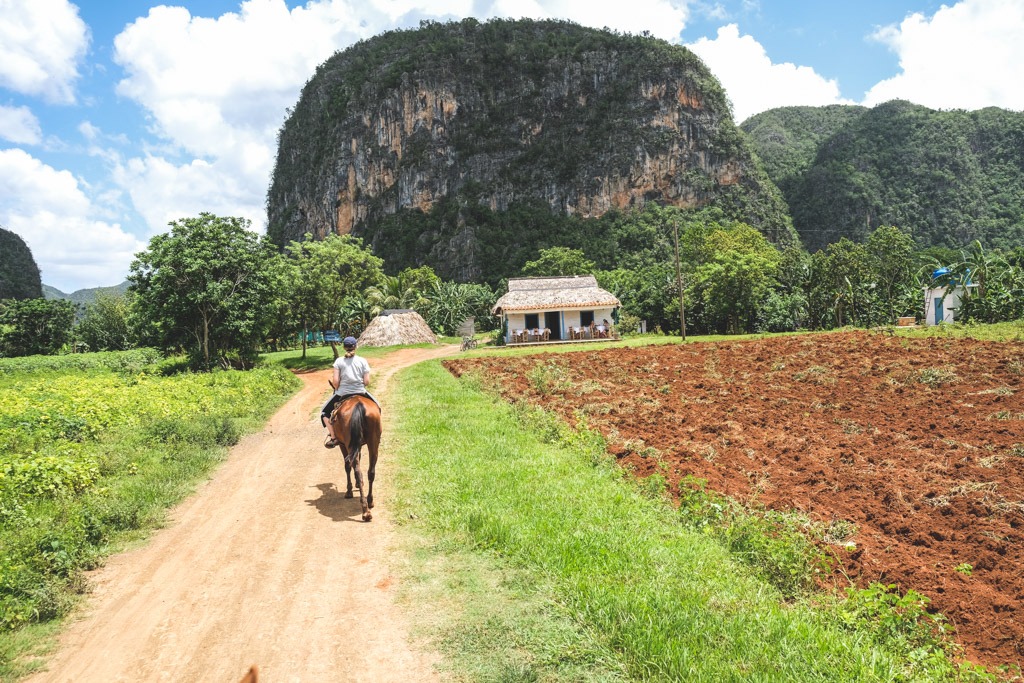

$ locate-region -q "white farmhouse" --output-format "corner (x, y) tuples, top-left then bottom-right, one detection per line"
(923, 269), (979, 326)
(492, 275), (620, 343)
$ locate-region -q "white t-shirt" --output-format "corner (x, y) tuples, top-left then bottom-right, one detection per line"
(333, 355), (371, 395)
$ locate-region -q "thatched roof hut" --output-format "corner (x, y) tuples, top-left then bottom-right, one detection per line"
(357, 311), (436, 347)
(491, 276), (619, 314)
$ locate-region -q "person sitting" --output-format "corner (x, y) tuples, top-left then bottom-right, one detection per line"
(321, 336), (379, 448)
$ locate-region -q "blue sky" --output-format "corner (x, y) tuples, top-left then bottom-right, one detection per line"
(2, 0), (1022, 292)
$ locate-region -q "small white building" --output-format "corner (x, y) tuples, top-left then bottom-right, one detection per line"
(491, 275), (620, 343)
(923, 279), (978, 326)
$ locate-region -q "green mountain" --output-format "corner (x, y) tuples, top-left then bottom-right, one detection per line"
(741, 101), (1024, 252)
(268, 18), (795, 283)
(0, 227), (43, 300)
(43, 281), (130, 306)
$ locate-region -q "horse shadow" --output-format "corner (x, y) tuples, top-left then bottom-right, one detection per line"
(306, 483), (366, 522)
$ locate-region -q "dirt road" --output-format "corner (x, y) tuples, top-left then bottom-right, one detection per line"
(28, 345), (457, 683)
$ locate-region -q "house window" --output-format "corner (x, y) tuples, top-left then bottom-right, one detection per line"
(580, 310), (594, 326)
(524, 313), (539, 329)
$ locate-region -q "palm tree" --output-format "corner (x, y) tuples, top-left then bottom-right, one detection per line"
(365, 273), (431, 316)
(338, 293), (374, 337)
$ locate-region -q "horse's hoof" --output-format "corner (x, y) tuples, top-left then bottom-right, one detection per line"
(345, 491), (353, 499)
(362, 512), (372, 522)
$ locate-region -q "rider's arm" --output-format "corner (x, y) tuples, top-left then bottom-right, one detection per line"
(362, 369), (371, 387)
(332, 365), (341, 391)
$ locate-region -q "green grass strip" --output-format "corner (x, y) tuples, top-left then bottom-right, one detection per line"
(389, 361), (976, 682)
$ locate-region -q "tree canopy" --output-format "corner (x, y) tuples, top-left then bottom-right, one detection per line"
(129, 213), (277, 369)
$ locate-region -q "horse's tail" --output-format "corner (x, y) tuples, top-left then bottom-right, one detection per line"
(348, 400), (366, 455)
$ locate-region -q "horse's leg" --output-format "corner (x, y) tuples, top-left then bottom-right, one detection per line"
(341, 445), (354, 498)
(351, 446), (371, 521)
(365, 424), (380, 511)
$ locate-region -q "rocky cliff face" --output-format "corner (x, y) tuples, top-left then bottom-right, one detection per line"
(268, 19), (793, 281)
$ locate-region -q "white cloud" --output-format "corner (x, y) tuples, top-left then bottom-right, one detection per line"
(0, 0), (89, 103)
(687, 24), (851, 122)
(864, 0), (1024, 110)
(0, 149), (144, 291)
(0, 105), (42, 145)
(113, 154), (266, 236)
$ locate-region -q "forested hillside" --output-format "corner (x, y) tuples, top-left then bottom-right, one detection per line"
(44, 281), (131, 306)
(742, 101), (1024, 252)
(0, 227), (42, 300)
(268, 18), (795, 284)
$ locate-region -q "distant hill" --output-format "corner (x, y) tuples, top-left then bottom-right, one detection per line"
(741, 101), (1024, 252)
(44, 281), (130, 306)
(0, 226), (43, 300)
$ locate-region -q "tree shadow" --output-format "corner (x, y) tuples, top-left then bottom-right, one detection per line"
(306, 483), (365, 522)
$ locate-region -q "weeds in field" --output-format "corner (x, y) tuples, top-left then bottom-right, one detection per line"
(977, 386), (1015, 396)
(917, 367), (960, 387)
(526, 360), (571, 395)
(821, 518), (859, 546)
(793, 365), (834, 385)
(954, 563), (974, 576)
(836, 584), (995, 681)
(834, 418), (863, 434)
(987, 410), (1024, 421)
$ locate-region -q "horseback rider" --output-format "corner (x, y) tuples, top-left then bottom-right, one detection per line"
(322, 336), (379, 448)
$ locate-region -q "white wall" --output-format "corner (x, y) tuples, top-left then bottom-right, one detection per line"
(923, 285), (974, 325)
(505, 307), (617, 341)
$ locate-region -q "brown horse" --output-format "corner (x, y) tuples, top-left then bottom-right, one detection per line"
(328, 395), (381, 521)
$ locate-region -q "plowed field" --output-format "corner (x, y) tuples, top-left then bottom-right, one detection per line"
(445, 332), (1024, 669)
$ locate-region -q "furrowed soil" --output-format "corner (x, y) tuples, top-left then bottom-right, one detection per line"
(445, 331), (1024, 670)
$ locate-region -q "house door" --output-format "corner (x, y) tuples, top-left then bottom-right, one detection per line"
(934, 297), (944, 325)
(544, 312), (562, 340)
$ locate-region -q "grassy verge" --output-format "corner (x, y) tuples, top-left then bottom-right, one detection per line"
(389, 360), (994, 682)
(898, 320), (1024, 342)
(0, 355), (299, 681)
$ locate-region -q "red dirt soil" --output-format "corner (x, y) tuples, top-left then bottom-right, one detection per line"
(445, 332), (1024, 670)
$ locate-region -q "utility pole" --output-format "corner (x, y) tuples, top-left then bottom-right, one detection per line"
(672, 219), (686, 342)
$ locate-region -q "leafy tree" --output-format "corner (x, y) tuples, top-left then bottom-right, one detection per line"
(866, 225), (917, 324)
(75, 292), (136, 351)
(521, 247), (596, 277)
(596, 264), (676, 334)
(689, 223), (782, 334)
(129, 213), (278, 370)
(807, 239), (873, 328)
(282, 233), (384, 357)
(0, 298), (76, 357)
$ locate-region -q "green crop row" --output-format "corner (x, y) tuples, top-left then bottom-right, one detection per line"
(0, 349), (164, 376)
